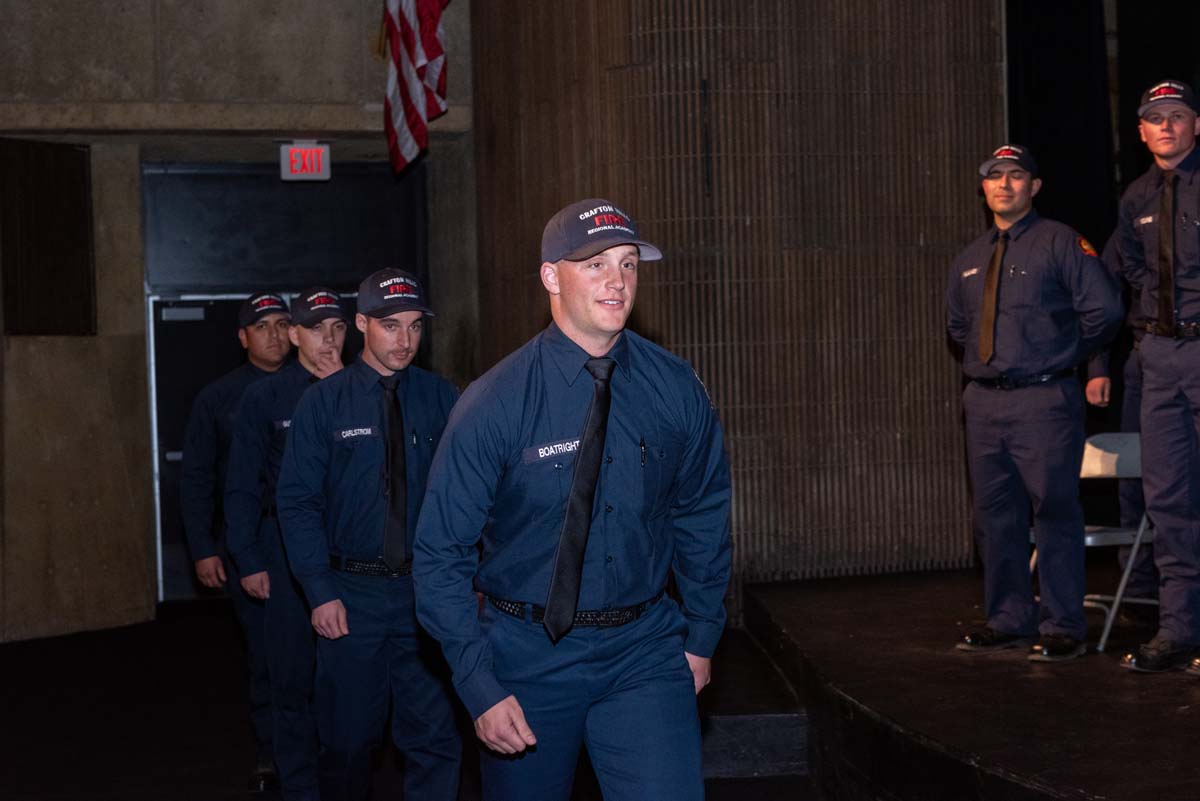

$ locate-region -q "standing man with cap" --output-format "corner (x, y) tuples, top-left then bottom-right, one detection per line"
(413, 199), (732, 801)
(1114, 79), (1200, 673)
(276, 270), (460, 801)
(947, 146), (1122, 661)
(226, 288), (349, 801)
(181, 292), (292, 792)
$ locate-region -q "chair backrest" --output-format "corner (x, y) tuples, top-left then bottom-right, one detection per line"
(1080, 432), (1141, 479)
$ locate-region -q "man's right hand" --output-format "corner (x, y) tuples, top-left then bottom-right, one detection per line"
(1085, 376), (1111, 407)
(475, 695), (537, 754)
(240, 571), (270, 600)
(311, 599), (349, 639)
(194, 556), (227, 588)
(312, 350), (344, 379)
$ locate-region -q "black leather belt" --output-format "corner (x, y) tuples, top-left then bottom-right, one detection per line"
(972, 368), (1075, 390)
(486, 589), (665, 628)
(329, 554), (412, 577)
(1144, 321), (1200, 339)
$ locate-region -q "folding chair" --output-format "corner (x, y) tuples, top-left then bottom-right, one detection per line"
(1029, 432), (1155, 652)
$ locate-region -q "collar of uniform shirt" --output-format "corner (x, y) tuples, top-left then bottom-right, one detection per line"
(543, 321), (633, 386)
(1158, 145), (1200, 185)
(992, 209), (1039, 244)
(348, 355), (409, 394)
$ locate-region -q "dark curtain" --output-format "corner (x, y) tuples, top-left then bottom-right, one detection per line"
(1005, 0), (1114, 247)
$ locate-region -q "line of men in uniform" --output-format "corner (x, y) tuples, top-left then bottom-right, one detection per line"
(180, 198), (732, 801)
(949, 78), (1200, 675)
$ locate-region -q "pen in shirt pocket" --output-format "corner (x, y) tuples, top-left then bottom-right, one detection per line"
(640, 436), (646, 466)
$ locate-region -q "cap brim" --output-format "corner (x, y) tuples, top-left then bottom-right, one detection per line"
(977, 158), (1035, 177)
(364, 304), (436, 319)
(293, 308), (346, 326)
(1138, 99), (1197, 118)
(560, 237), (664, 262)
(241, 310), (291, 327)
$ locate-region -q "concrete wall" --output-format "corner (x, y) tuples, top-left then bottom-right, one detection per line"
(2, 145), (155, 641)
(0, 0), (477, 640)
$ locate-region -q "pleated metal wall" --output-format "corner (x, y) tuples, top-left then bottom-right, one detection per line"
(472, 0), (1004, 582)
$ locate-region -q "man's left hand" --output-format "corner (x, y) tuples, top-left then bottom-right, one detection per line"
(685, 652), (711, 695)
(1085, 376), (1111, 407)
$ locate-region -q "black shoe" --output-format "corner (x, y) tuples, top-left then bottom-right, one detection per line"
(956, 627), (1033, 652)
(1028, 634), (1086, 662)
(249, 755), (279, 794)
(1119, 636), (1199, 673)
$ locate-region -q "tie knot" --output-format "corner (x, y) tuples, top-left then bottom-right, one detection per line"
(585, 357), (616, 383)
(998, 231), (1010, 243)
(1164, 170), (1178, 187)
(379, 374), (400, 392)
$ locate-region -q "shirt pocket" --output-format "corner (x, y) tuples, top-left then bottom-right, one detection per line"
(1004, 262), (1050, 311)
(641, 431), (687, 519)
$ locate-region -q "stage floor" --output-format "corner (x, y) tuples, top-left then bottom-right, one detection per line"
(0, 599), (808, 801)
(745, 567), (1200, 801)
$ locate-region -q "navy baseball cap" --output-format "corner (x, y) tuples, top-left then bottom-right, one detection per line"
(1138, 80), (1200, 117)
(237, 293), (290, 328)
(541, 198), (663, 264)
(978, 144), (1039, 178)
(356, 269), (435, 319)
(291, 286), (347, 327)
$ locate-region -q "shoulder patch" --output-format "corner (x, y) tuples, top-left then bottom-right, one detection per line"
(1077, 236), (1097, 257)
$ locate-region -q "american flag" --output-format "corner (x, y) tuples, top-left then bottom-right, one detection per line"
(383, 0), (448, 172)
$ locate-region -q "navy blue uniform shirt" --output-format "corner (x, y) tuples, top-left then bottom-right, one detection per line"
(181, 362), (274, 561)
(224, 359), (321, 576)
(276, 358), (458, 610)
(946, 211), (1122, 379)
(1086, 237), (1143, 380)
(413, 323), (732, 719)
(1115, 146), (1200, 325)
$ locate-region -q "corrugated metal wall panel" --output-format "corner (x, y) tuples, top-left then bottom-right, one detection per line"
(472, 0), (1004, 581)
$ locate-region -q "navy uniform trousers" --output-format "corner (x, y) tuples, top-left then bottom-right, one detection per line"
(260, 516), (319, 800)
(316, 572), (461, 801)
(1140, 335), (1200, 644)
(963, 379), (1087, 638)
(221, 547), (273, 759)
(1117, 346), (1158, 597)
(478, 597), (702, 801)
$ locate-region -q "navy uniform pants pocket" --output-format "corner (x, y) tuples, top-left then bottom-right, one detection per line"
(480, 598), (702, 801)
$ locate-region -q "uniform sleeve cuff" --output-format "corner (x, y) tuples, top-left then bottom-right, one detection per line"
(684, 621), (724, 658)
(300, 573), (339, 610)
(456, 669), (511, 721)
(229, 547), (265, 577)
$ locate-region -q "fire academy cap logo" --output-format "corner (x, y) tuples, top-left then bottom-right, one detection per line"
(380, 276), (419, 300)
(252, 295), (286, 312)
(1148, 81), (1187, 102)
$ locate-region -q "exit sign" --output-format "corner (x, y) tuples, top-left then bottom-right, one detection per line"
(280, 142), (331, 181)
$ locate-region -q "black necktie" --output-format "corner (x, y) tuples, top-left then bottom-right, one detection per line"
(378, 374), (408, 569)
(543, 357), (616, 642)
(978, 231), (1009, 364)
(1157, 170), (1178, 336)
